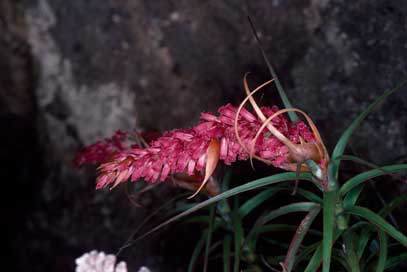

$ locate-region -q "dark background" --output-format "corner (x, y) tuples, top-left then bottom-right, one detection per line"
(1, 0), (406, 271)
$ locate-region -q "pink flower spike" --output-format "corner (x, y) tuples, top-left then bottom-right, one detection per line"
(91, 103), (316, 191)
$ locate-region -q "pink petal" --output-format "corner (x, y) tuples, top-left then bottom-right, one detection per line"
(239, 108), (257, 122)
(187, 159), (196, 175)
(160, 163), (171, 181)
(196, 153), (207, 171)
(220, 137), (228, 160)
(201, 112), (219, 122)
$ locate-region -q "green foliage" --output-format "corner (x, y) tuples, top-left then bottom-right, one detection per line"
(130, 71), (407, 270)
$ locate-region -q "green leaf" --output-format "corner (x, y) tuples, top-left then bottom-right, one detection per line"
(344, 232), (360, 272)
(331, 80), (406, 178)
(116, 193), (189, 256)
(293, 188), (323, 204)
(376, 230), (387, 272)
(304, 230), (343, 272)
(379, 192), (407, 218)
(322, 191), (337, 272)
(332, 249), (352, 271)
(232, 198), (243, 272)
(284, 207), (321, 272)
(356, 226), (373, 259)
(385, 252), (407, 270)
(327, 162), (340, 191)
(293, 242), (320, 269)
(305, 159), (324, 180)
(261, 202), (319, 225)
(188, 230), (207, 272)
(334, 155), (395, 172)
(346, 206), (407, 247)
(337, 155), (403, 226)
(136, 172), (315, 241)
(221, 169), (233, 191)
(304, 242), (323, 272)
(239, 185), (286, 219)
(343, 184), (365, 209)
(338, 221), (371, 260)
(254, 224), (321, 236)
(340, 164), (407, 197)
(261, 254), (286, 268)
(203, 205), (216, 272)
(185, 215), (215, 225)
(249, 225), (319, 264)
(223, 235), (232, 272)
(247, 16), (298, 122)
(245, 202), (319, 251)
(262, 237), (290, 249)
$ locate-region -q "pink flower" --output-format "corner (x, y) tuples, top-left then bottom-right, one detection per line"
(94, 104), (315, 189)
(74, 130), (129, 167)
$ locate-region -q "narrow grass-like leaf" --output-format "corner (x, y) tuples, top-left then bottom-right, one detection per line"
(246, 202), (319, 246)
(343, 184), (365, 209)
(334, 155), (402, 174)
(261, 254), (286, 270)
(331, 80), (406, 177)
(305, 159), (324, 180)
(322, 191), (337, 272)
(136, 172), (314, 241)
(239, 185), (286, 219)
(339, 221), (370, 261)
(185, 216), (223, 229)
(346, 206), (407, 247)
(262, 237), (290, 249)
(284, 206), (321, 272)
(304, 230), (343, 272)
(221, 169), (232, 191)
(340, 164), (407, 196)
(223, 235), (231, 272)
(379, 192), (407, 217)
(261, 202), (319, 224)
(188, 231), (207, 272)
(385, 252), (407, 270)
(376, 230), (387, 272)
(249, 224), (321, 258)
(247, 16), (298, 122)
(304, 241), (323, 272)
(332, 250), (352, 271)
(294, 188), (323, 204)
(356, 226), (373, 259)
(203, 205), (216, 272)
(232, 198), (243, 272)
(254, 224), (321, 236)
(338, 155), (404, 225)
(293, 242), (320, 269)
(116, 193), (188, 256)
(344, 232), (360, 272)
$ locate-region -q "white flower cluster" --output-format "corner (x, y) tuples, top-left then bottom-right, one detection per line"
(75, 251), (127, 272)
(137, 267), (151, 272)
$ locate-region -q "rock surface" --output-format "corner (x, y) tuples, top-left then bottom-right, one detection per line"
(2, 0), (406, 271)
